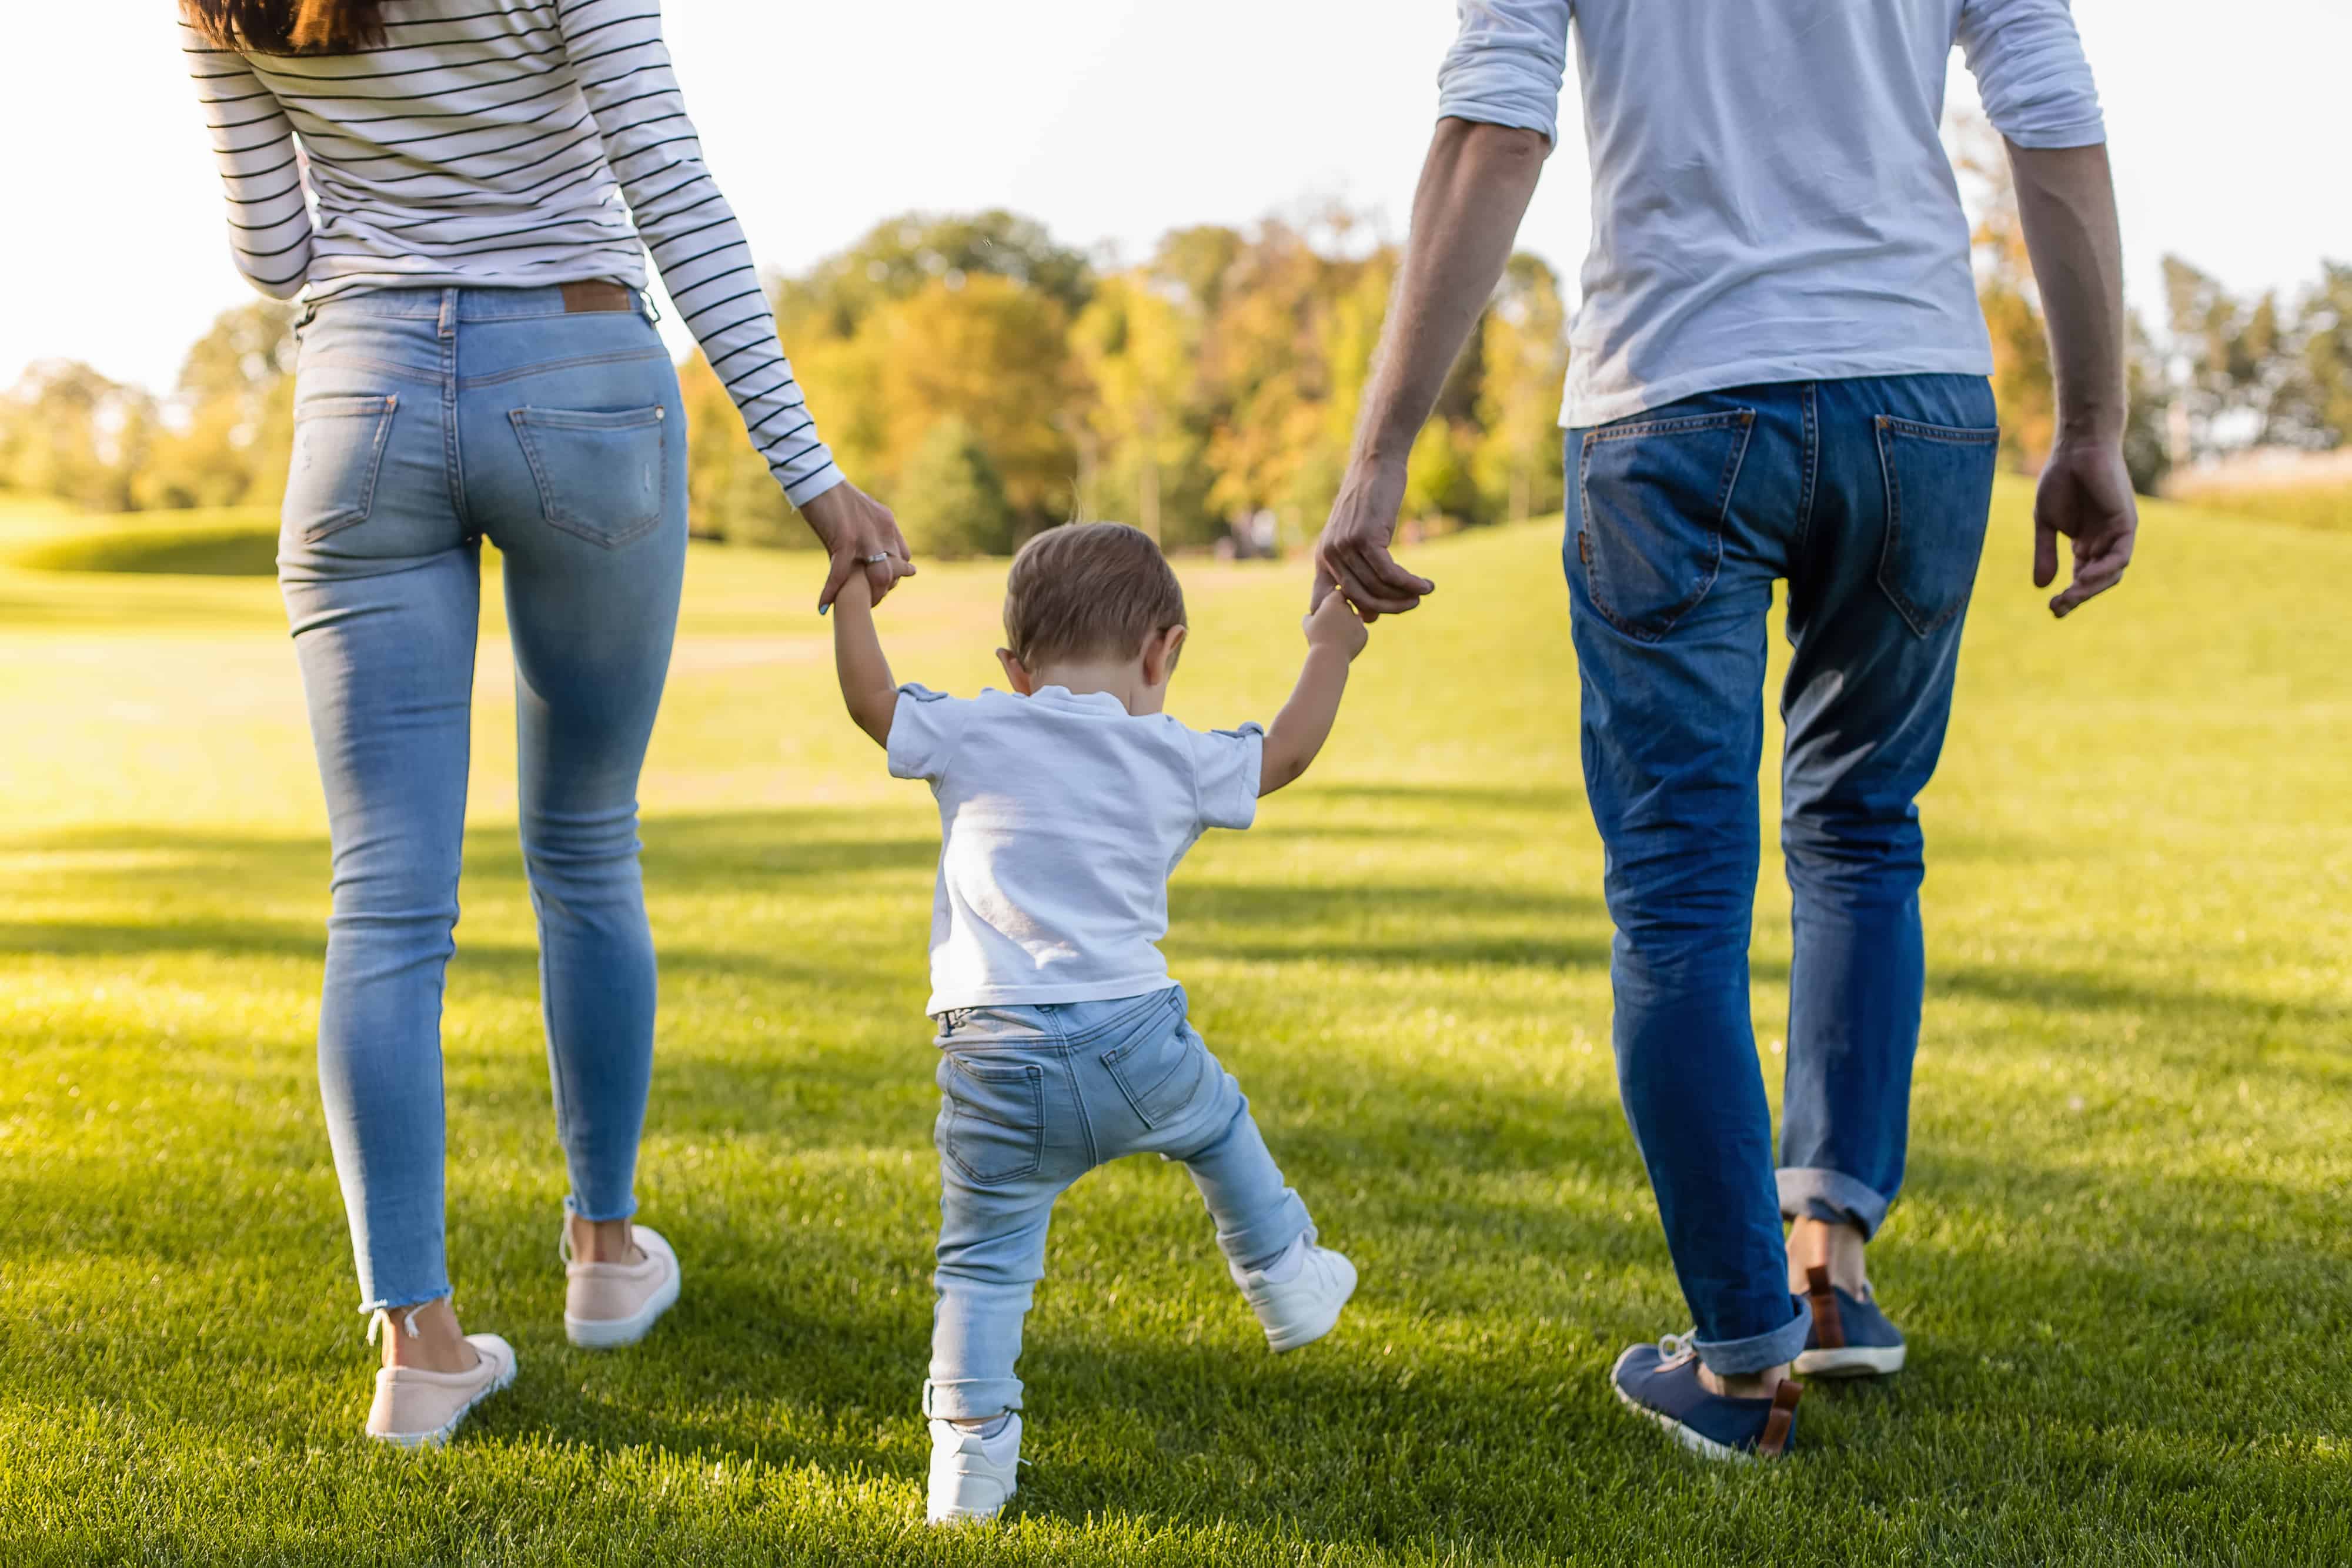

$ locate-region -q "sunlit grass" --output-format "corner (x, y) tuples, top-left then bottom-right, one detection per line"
(2, 481), (2348, 1564)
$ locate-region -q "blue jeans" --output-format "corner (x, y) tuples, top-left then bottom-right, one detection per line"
(1565, 374), (1999, 1373)
(280, 285), (688, 1312)
(923, 987), (1314, 1419)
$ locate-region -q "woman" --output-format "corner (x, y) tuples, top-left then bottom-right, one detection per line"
(182, 0), (911, 1445)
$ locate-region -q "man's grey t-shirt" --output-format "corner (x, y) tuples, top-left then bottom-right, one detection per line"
(1437, 0), (2106, 427)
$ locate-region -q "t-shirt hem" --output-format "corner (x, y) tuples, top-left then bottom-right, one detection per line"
(926, 974), (1178, 1016)
(1560, 350), (1995, 430)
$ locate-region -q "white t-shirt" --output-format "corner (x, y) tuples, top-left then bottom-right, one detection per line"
(1434, 0), (2106, 427)
(888, 684), (1264, 1015)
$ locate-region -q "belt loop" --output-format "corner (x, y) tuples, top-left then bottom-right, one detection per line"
(639, 287), (662, 326)
(437, 287), (457, 340)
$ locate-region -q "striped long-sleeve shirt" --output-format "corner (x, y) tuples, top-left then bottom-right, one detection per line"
(182, 0), (840, 506)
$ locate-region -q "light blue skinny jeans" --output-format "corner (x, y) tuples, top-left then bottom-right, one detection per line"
(279, 285), (687, 1313)
(924, 987), (1314, 1419)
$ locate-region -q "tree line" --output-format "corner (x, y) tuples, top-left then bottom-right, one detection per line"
(3, 200), (2343, 553)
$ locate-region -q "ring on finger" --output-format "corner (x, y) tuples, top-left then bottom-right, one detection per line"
(861, 551), (891, 565)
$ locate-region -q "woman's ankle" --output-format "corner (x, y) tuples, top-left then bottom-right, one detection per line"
(566, 1211), (638, 1265)
(375, 1296), (479, 1373)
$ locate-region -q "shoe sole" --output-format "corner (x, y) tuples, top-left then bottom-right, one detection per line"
(565, 1263), (681, 1349)
(366, 1356), (518, 1449)
(1609, 1373), (1755, 1464)
(1793, 1343), (1905, 1378)
(928, 1473), (1017, 1525)
(1261, 1260), (1358, 1353)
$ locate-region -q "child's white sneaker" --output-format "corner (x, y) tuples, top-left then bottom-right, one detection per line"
(1232, 1234), (1358, 1352)
(926, 1412), (1022, 1525)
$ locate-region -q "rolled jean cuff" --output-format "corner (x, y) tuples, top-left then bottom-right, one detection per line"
(1776, 1166), (1890, 1239)
(1694, 1295), (1812, 1377)
(1214, 1194), (1313, 1276)
(564, 1192), (640, 1225)
(923, 1378), (1023, 1420)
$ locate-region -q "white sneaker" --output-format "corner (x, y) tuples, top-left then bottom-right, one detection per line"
(563, 1224), (681, 1349)
(926, 1413), (1022, 1525)
(1233, 1235), (1358, 1352)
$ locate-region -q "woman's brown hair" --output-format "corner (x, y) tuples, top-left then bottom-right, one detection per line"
(182, 0), (386, 55)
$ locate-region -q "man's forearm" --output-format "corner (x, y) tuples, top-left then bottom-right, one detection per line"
(2007, 141), (2127, 442)
(1354, 118), (1549, 470)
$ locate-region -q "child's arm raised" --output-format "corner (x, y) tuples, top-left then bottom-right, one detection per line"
(1259, 592), (1370, 795)
(830, 571), (899, 748)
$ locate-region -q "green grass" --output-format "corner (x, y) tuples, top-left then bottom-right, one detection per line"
(6, 503), (279, 576)
(2, 480), (2348, 1565)
(2163, 473), (2352, 534)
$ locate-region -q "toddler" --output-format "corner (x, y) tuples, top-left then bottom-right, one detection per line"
(828, 523), (1368, 1525)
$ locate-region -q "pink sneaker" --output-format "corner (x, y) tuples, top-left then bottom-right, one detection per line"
(563, 1224), (681, 1349)
(363, 1311), (516, 1447)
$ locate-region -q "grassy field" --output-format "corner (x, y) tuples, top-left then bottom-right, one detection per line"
(2163, 472), (2352, 535)
(2, 484), (2347, 1566)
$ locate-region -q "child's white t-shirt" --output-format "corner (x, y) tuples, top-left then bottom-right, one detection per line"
(888, 683), (1264, 1015)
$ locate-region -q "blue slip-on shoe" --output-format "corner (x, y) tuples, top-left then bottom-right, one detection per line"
(1792, 1265), (1906, 1378)
(1611, 1333), (1803, 1461)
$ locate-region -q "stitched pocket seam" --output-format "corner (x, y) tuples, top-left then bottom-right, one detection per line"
(1099, 1033), (1200, 1129)
(460, 347), (668, 390)
(1578, 409), (1753, 643)
(1875, 415), (1999, 637)
(943, 1059), (1044, 1185)
(295, 393), (399, 542)
(508, 405), (666, 549)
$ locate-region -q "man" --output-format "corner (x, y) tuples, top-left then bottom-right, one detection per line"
(1317, 0), (2135, 1457)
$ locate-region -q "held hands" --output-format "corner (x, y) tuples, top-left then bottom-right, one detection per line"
(2033, 437), (2138, 618)
(1312, 460), (1435, 622)
(802, 480), (916, 614)
(1303, 585), (1371, 660)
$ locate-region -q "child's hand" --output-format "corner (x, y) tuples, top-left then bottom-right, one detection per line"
(1302, 589), (1370, 660)
(823, 566), (875, 617)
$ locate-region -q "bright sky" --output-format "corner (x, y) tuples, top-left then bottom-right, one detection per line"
(14, 0), (2346, 394)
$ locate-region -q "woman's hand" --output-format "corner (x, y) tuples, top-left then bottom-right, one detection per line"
(801, 480), (916, 613)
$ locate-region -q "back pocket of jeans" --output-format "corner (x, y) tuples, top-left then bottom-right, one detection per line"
(285, 393), (397, 541)
(1576, 409), (1753, 641)
(1873, 415), (1999, 637)
(940, 1057), (1045, 1185)
(1100, 1025), (1209, 1129)
(508, 404), (667, 548)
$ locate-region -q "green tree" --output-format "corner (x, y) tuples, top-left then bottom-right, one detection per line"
(1071, 272), (1208, 544)
(894, 416), (1015, 558)
(128, 300), (300, 511)
(0, 360), (154, 511)
(1952, 117), (2057, 472)
(1474, 252), (1569, 522)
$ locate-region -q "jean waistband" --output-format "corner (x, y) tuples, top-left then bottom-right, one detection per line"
(307, 282), (650, 325)
(935, 985), (1186, 1049)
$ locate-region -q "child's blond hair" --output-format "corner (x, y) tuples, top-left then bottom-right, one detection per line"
(1002, 523), (1187, 668)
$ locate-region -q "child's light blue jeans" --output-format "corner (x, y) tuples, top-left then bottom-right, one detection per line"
(280, 285), (687, 1313)
(923, 987), (1313, 1419)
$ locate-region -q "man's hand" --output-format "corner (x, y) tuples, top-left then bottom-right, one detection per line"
(1302, 580), (1371, 660)
(1310, 119), (1544, 621)
(801, 480), (916, 613)
(1312, 461), (1435, 622)
(2033, 437), (2137, 617)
